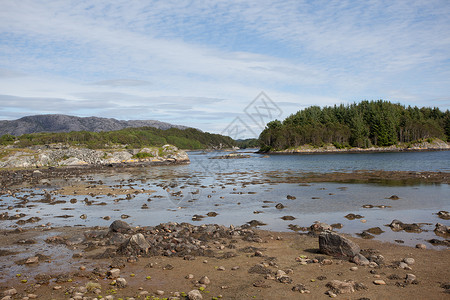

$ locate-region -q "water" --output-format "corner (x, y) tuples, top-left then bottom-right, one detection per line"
(0, 150), (449, 248)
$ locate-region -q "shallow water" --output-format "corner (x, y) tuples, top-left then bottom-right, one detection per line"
(0, 150), (449, 248)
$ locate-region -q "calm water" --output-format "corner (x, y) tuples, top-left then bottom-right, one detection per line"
(0, 150), (449, 248)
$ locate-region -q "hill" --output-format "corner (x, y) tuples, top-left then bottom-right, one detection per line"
(259, 100), (450, 151)
(0, 114), (188, 136)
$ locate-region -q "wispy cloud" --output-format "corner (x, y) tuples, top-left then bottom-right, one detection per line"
(0, 0), (449, 137)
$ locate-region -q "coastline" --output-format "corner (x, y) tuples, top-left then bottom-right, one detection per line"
(260, 139), (450, 155)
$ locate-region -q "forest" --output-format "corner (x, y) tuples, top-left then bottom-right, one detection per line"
(259, 100), (450, 151)
(0, 126), (236, 150)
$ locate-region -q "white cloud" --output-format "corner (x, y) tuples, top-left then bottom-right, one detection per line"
(0, 0), (449, 137)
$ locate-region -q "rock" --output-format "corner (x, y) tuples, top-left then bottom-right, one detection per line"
(109, 220), (132, 233)
(350, 266), (358, 271)
(292, 284), (310, 293)
(155, 290), (164, 295)
(2, 289), (17, 296)
(107, 268), (120, 279)
(218, 266), (225, 271)
(275, 203), (285, 209)
(116, 277), (127, 288)
(405, 274), (416, 284)
(416, 243), (426, 249)
(437, 210), (450, 220)
(118, 233), (151, 255)
(373, 280), (386, 285)
(352, 254), (368, 266)
(388, 220), (421, 232)
(319, 231), (360, 258)
(188, 289), (203, 300)
(366, 227), (384, 235)
(286, 195), (296, 200)
(388, 195), (400, 200)
(310, 222), (332, 232)
(278, 275), (293, 284)
(326, 280), (356, 294)
(25, 256), (39, 264)
(398, 262), (411, 270)
(403, 258), (415, 265)
(435, 223), (450, 236)
(199, 276), (210, 285)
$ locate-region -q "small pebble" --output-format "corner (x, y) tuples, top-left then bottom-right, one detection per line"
(373, 280), (386, 285)
(403, 258), (415, 265)
(350, 267), (358, 271)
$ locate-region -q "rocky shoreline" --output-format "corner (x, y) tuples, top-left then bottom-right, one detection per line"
(0, 144), (189, 169)
(0, 220), (449, 299)
(263, 139), (450, 155)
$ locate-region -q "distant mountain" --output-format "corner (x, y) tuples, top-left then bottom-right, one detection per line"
(0, 114), (189, 136)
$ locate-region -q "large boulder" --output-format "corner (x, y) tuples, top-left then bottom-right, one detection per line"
(319, 231), (360, 258)
(109, 220), (132, 233)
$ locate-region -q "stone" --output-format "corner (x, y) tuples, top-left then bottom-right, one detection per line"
(352, 253), (369, 265)
(416, 243), (426, 249)
(116, 277), (127, 288)
(326, 280), (356, 294)
(186, 274), (194, 279)
(156, 290), (164, 295)
(188, 289), (203, 300)
(199, 276), (210, 285)
(218, 266), (225, 271)
(435, 223), (450, 236)
(398, 262), (411, 270)
(118, 233), (151, 255)
(405, 274), (416, 284)
(2, 289), (17, 296)
(109, 220), (132, 233)
(437, 211), (450, 220)
(388, 220), (421, 232)
(319, 231), (360, 258)
(310, 222), (332, 232)
(107, 268), (120, 279)
(373, 280), (386, 285)
(25, 256), (39, 264)
(403, 258), (415, 265)
(275, 203), (285, 209)
(350, 266), (358, 271)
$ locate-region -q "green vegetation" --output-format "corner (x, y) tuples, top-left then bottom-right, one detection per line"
(0, 127), (235, 150)
(132, 152), (154, 159)
(236, 138), (259, 149)
(259, 100), (450, 151)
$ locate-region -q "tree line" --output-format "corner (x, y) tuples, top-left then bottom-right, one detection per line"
(0, 127), (236, 150)
(259, 100), (450, 151)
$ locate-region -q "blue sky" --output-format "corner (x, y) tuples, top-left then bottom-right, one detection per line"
(1, 0), (449, 137)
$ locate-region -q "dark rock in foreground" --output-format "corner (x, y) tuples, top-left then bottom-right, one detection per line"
(319, 231), (360, 258)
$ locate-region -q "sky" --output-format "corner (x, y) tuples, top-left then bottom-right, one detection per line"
(1, 0), (450, 138)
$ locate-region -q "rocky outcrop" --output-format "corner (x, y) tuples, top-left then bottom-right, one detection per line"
(265, 139), (450, 154)
(0, 144), (189, 168)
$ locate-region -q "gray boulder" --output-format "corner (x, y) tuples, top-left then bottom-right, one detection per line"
(319, 231), (360, 258)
